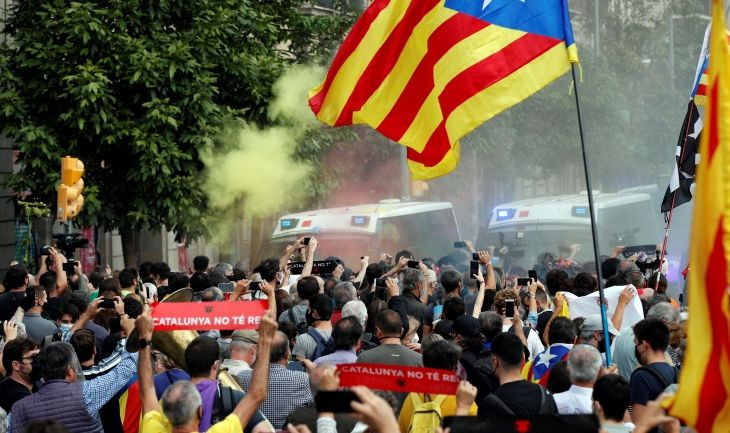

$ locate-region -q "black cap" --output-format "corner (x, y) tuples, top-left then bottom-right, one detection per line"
(452, 315), (481, 338)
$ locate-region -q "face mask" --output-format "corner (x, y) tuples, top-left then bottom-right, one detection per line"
(634, 345), (645, 365)
(29, 358), (42, 382)
(305, 310), (315, 326)
(59, 323), (72, 333)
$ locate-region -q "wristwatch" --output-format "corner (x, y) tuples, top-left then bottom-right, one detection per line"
(137, 338), (151, 349)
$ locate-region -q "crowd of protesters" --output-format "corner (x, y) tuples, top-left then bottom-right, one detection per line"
(0, 237), (689, 433)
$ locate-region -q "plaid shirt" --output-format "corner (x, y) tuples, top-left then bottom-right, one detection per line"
(237, 364), (313, 430)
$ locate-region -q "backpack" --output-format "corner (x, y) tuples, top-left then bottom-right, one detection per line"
(288, 309), (309, 335)
(306, 328), (335, 360)
(407, 394), (447, 433)
(211, 383), (242, 425)
(483, 385), (552, 415)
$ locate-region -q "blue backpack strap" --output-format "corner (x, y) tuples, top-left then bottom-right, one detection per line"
(307, 329), (326, 360)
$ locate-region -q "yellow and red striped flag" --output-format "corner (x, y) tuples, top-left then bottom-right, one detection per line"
(670, 1), (730, 432)
(309, 0), (579, 180)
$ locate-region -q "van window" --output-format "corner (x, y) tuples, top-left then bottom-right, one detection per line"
(377, 209), (459, 259)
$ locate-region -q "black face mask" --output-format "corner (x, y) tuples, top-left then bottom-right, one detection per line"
(29, 358), (42, 382)
(634, 345), (645, 366)
(305, 310), (316, 326)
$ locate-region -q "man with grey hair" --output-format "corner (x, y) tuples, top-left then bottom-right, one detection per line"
(342, 300), (376, 351)
(331, 282), (357, 324)
(553, 344), (603, 414)
(395, 268), (425, 338)
(201, 286), (224, 302)
(612, 302), (679, 381)
(222, 330), (258, 377)
(212, 263), (234, 277)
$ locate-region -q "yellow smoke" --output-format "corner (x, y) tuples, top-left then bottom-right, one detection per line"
(202, 65), (325, 224)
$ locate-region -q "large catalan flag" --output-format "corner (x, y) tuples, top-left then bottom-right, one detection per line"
(669, 1), (730, 432)
(309, 0), (579, 180)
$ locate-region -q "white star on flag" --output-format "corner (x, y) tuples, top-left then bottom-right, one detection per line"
(536, 349), (558, 367)
(483, 0), (526, 11)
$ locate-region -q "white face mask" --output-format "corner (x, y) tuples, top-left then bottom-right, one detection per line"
(59, 323), (72, 333)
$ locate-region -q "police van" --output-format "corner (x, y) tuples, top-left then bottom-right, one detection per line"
(268, 200), (460, 266)
(477, 191), (661, 271)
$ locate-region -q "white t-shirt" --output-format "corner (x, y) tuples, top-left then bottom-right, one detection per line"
(502, 322), (545, 360)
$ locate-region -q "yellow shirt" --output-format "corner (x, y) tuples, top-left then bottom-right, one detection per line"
(140, 410), (242, 433)
(397, 393), (478, 433)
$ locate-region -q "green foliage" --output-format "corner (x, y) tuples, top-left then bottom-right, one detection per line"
(0, 0), (354, 239)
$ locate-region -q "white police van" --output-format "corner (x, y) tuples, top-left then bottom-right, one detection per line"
(268, 200), (460, 266)
(477, 191), (661, 270)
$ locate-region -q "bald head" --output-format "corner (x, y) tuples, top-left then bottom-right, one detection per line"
(161, 380), (202, 427)
(270, 331), (290, 363)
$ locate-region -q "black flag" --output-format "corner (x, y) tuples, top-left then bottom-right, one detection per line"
(661, 100), (702, 213)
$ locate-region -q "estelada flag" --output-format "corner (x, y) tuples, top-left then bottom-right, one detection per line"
(669, 1), (730, 432)
(309, 0), (579, 180)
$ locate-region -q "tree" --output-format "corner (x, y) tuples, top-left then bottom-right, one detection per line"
(0, 0), (355, 265)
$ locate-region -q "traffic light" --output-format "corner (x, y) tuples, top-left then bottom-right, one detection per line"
(57, 156), (84, 222)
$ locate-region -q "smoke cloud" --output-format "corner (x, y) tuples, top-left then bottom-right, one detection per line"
(201, 65), (325, 222)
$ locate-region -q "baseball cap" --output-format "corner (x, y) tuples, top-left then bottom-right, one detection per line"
(231, 330), (259, 344)
(452, 315), (482, 338)
(582, 314), (620, 336)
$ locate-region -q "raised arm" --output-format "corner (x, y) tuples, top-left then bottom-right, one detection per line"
(611, 286), (635, 331)
(136, 314), (160, 414)
(472, 266), (486, 319)
(232, 311), (277, 426)
(352, 256), (369, 287)
(301, 238), (318, 278)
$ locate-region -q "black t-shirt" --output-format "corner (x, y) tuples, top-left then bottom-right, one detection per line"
(629, 362), (677, 406)
(0, 376), (34, 413)
(478, 380), (558, 417)
(0, 291), (25, 322)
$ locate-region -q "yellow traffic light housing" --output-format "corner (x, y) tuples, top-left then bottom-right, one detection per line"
(57, 156), (85, 222)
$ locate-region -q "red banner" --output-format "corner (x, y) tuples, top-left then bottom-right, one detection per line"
(151, 301), (267, 331)
(337, 363), (460, 394)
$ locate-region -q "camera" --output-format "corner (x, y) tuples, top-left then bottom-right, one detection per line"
(53, 233), (89, 258)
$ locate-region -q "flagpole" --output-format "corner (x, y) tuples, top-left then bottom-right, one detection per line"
(656, 103), (695, 297)
(570, 64), (612, 365)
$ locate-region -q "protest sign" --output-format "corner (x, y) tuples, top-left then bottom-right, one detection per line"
(288, 260), (338, 275)
(562, 285), (644, 331)
(337, 363), (460, 394)
(152, 301), (266, 331)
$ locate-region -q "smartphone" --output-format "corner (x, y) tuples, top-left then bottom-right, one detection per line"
(528, 270), (538, 280)
(302, 237), (311, 246)
(316, 391), (360, 413)
(454, 241), (467, 249)
(472, 253), (480, 261)
(407, 260), (420, 269)
(40, 245), (52, 256)
(517, 278), (530, 286)
(249, 281), (261, 293)
(375, 278), (387, 288)
(101, 298), (116, 309)
(505, 299), (515, 317)
(469, 261), (480, 278)
(218, 282), (235, 293)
